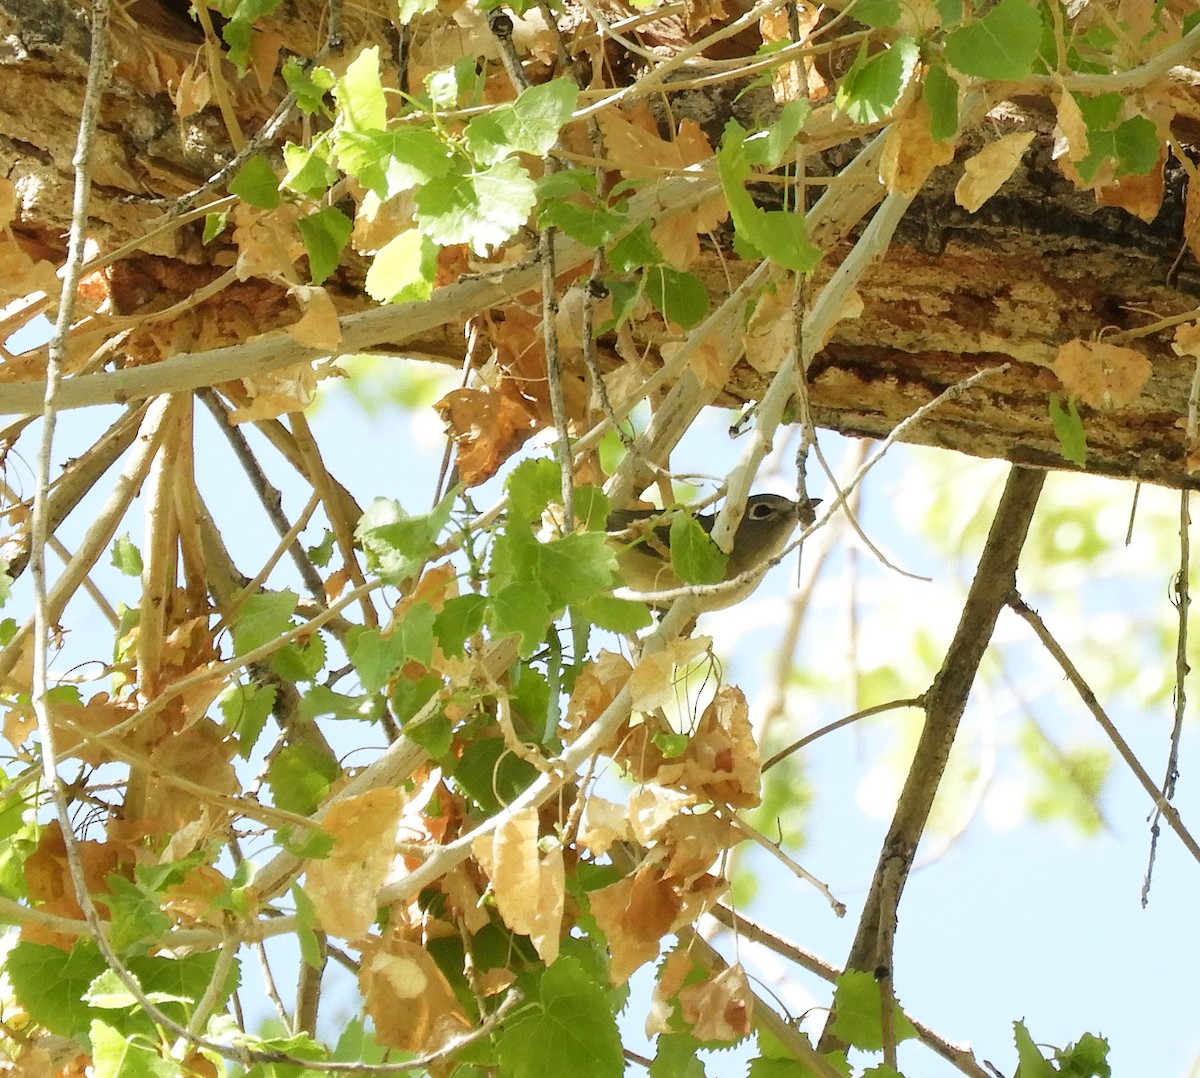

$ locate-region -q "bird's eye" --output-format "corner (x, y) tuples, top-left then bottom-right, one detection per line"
(749, 501), (776, 520)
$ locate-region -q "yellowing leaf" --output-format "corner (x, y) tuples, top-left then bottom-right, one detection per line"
(307, 788), (403, 940)
(680, 963), (753, 1043)
(1053, 338), (1152, 409)
(955, 131), (1036, 213)
(1055, 89), (1089, 163)
(880, 99), (955, 198)
(473, 806), (564, 964)
(359, 935), (469, 1052)
(285, 285), (342, 350)
(1095, 150), (1165, 223)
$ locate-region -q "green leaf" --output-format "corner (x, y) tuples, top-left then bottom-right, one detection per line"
(334, 45), (386, 131)
(453, 737), (540, 814)
(537, 198), (625, 247)
(270, 632), (326, 683)
(97, 875), (171, 957)
(231, 589), (297, 656)
(1049, 392), (1087, 466)
(507, 457), (565, 523)
(644, 266), (708, 330)
(651, 1033), (707, 1078)
(111, 533), (143, 576)
(335, 128), (454, 198)
(669, 512), (727, 585)
(281, 140), (338, 195)
(355, 492), (455, 585)
(8, 941), (107, 1036)
(282, 56), (334, 115)
(266, 742), (340, 815)
(487, 581), (553, 655)
(221, 680), (277, 758)
(493, 526), (615, 610)
(433, 594), (488, 658)
(365, 229), (438, 304)
(497, 957), (622, 1078)
(849, 0), (901, 28)
(202, 211), (228, 244)
(608, 221), (662, 273)
(465, 78), (578, 164)
(228, 154), (280, 209)
(415, 158), (538, 255)
(91, 1020), (176, 1078)
(827, 970), (918, 1052)
(574, 594), (652, 633)
(1055, 1032), (1111, 1077)
(835, 37), (920, 124)
(297, 206), (352, 285)
(924, 62), (959, 141)
(717, 121), (821, 272)
(1013, 1020), (1057, 1078)
(299, 684), (384, 722)
(348, 623), (411, 692)
(291, 883), (324, 971)
(743, 99), (810, 170)
(943, 0), (1043, 80)
(306, 529), (337, 567)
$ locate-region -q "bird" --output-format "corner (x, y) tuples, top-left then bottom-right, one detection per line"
(606, 493), (816, 611)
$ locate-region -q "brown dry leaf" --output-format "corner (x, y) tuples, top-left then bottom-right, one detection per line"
(759, 6), (825, 101)
(473, 805), (564, 964)
(0, 234), (60, 307)
(285, 286), (342, 350)
(1186, 179), (1200, 266)
(433, 382), (539, 487)
(227, 360), (320, 422)
(679, 963), (754, 1043)
(439, 864), (490, 933)
(660, 812), (741, 880)
(49, 692), (135, 766)
(743, 279), (795, 374)
(1095, 151), (1165, 222)
(565, 650), (632, 737)
(22, 822), (119, 949)
(880, 100), (956, 198)
(656, 685), (761, 807)
(595, 106), (726, 234)
(142, 719), (239, 834)
(628, 784), (694, 845)
(1055, 90), (1089, 162)
(162, 864), (228, 927)
(660, 328), (743, 390)
(646, 948), (697, 1035)
(1053, 338), (1152, 408)
(231, 202), (305, 280)
(477, 967), (517, 996)
(628, 636), (712, 713)
(954, 131), (1037, 213)
(1172, 321), (1200, 360)
(307, 788), (403, 940)
(359, 935), (470, 1052)
(590, 865), (681, 983)
(2, 703), (35, 749)
(578, 796), (632, 856)
(173, 56), (212, 117)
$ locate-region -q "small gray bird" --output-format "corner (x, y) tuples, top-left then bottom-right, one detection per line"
(606, 493), (815, 611)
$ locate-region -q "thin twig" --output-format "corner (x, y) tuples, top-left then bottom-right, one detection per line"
(1007, 592), (1200, 866)
(825, 466), (1046, 1053)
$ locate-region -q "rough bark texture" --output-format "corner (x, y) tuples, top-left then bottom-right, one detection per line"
(4, 1), (1200, 487)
